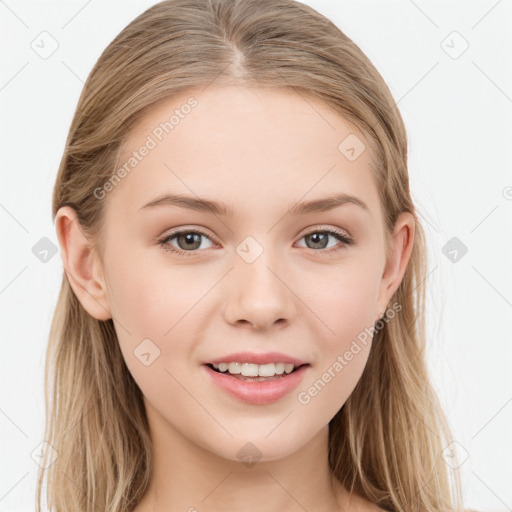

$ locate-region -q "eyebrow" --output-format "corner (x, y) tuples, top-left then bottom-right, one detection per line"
(139, 192), (369, 216)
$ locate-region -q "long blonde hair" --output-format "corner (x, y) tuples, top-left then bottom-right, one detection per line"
(37, 0), (466, 510)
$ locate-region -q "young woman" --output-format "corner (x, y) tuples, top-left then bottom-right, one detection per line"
(38, 0), (467, 510)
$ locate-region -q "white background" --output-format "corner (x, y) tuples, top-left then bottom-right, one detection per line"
(1, 1), (511, 511)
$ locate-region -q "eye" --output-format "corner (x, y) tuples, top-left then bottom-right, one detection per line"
(158, 228), (215, 255)
(296, 227), (353, 255)
(157, 226), (353, 257)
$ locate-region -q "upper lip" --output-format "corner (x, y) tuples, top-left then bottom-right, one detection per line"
(204, 351), (308, 367)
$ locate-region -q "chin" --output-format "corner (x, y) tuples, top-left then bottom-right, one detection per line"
(199, 428), (316, 466)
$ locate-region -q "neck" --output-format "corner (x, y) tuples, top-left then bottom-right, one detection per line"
(134, 401), (348, 512)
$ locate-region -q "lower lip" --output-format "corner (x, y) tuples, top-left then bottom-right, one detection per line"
(201, 364), (309, 405)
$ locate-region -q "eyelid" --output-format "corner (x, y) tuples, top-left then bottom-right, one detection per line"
(299, 224), (351, 239)
(159, 225), (219, 241)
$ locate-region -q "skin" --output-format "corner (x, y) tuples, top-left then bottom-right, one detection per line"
(55, 85), (414, 512)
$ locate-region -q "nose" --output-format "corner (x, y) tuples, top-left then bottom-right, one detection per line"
(223, 248), (297, 331)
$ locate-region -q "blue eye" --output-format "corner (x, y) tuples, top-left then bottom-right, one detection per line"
(157, 227), (353, 257)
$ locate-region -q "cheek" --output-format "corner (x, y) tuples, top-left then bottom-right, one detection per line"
(106, 251), (210, 338)
(103, 250), (209, 381)
(294, 260), (380, 413)
(300, 257), (381, 344)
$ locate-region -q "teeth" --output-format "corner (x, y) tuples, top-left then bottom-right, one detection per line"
(242, 363), (259, 377)
(228, 362), (241, 374)
(255, 363), (278, 377)
(284, 363), (294, 374)
(211, 362), (298, 377)
(274, 363), (285, 375)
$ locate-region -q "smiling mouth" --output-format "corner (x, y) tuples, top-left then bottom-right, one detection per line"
(202, 362), (310, 405)
(205, 363), (307, 382)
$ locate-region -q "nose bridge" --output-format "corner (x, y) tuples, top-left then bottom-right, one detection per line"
(224, 235), (295, 329)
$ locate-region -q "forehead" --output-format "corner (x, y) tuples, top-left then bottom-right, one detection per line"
(109, 85), (381, 220)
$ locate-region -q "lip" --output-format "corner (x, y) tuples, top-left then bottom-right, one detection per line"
(204, 351), (307, 367)
(201, 363), (310, 405)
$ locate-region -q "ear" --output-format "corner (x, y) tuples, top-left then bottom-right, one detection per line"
(375, 212), (415, 322)
(54, 206), (112, 321)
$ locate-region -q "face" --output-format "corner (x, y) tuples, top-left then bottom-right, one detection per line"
(64, 85), (413, 463)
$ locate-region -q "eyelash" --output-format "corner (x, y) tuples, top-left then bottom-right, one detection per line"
(157, 226), (353, 257)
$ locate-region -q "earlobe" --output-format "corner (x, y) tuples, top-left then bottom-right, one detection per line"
(54, 206), (112, 321)
(375, 212), (415, 321)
